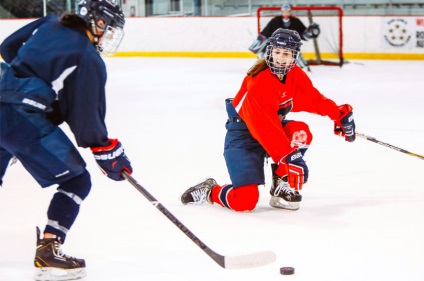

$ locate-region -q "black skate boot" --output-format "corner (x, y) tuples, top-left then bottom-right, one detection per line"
(34, 227), (86, 281)
(180, 178), (217, 205)
(269, 164), (302, 210)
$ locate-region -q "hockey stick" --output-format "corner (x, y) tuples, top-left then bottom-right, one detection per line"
(122, 171), (276, 269)
(356, 132), (424, 160)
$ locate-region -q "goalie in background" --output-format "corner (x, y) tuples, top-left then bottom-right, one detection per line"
(0, 0), (132, 280)
(248, 3), (320, 71)
(181, 28), (355, 213)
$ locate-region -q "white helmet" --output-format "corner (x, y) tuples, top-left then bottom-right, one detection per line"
(281, 3), (291, 12)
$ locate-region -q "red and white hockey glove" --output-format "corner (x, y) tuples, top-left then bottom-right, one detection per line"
(275, 150), (309, 190)
(334, 104), (356, 142)
(91, 139), (132, 181)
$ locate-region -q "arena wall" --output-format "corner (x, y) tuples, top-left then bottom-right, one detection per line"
(0, 16), (423, 60)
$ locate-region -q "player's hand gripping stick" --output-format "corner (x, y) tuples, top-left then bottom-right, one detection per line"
(91, 138), (132, 181)
(334, 104), (356, 142)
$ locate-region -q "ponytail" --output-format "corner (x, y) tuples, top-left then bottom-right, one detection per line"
(246, 59), (268, 77)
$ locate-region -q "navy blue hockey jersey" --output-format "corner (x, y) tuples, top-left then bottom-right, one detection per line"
(0, 15), (110, 148)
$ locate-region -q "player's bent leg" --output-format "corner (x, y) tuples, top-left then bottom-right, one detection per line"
(35, 171), (91, 280)
(1, 105), (87, 188)
(210, 184), (259, 212)
(44, 170), (92, 241)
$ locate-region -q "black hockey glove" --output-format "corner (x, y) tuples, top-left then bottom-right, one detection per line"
(334, 104), (356, 142)
(248, 34), (267, 54)
(304, 23), (320, 39)
(91, 139), (133, 181)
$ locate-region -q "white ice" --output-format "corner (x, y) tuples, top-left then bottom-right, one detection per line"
(1, 58), (424, 281)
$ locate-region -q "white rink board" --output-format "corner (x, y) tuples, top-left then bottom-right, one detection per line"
(0, 16), (423, 55)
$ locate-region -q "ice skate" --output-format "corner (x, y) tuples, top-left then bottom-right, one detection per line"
(180, 178), (217, 205)
(269, 164), (302, 210)
(34, 227), (86, 281)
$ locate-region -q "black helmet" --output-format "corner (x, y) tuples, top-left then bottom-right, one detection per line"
(265, 28), (302, 75)
(78, 0), (125, 55)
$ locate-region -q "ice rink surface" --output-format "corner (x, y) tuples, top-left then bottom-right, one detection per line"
(1, 58), (423, 281)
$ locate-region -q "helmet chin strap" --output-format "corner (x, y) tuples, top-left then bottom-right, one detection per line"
(89, 19), (101, 53)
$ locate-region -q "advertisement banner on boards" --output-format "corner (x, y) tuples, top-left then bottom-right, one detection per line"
(381, 17), (424, 50)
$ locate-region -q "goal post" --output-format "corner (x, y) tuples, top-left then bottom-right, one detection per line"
(257, 6), (344, 66)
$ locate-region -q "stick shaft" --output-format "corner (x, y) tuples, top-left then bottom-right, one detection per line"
(122, 171), (226, 267)
(356, 132), (424, 160)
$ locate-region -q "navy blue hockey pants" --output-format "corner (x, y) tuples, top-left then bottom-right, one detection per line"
(0, 103), (91, 241)
(223, 99), (310, 188)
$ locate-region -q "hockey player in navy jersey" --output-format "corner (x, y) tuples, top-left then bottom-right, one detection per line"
(0, 0), (132, 279)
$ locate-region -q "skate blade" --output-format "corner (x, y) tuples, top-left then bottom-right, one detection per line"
(34, 267), (87, 281)
(269, 196), (300, 210)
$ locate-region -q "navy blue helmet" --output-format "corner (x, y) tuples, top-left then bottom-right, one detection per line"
(265, 28), (303, 75)
(78, 0), (125, 55)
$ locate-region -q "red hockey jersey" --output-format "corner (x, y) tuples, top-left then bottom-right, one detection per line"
(232, 65), (341, 164)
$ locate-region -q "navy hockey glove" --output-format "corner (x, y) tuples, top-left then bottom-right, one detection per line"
(276, 150), (309, 190)
(91, 139), (132, 181)
(334, 104), (356, 142)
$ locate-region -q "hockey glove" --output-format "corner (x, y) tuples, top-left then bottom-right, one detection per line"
(248, 34), (267, 54)
(334, 104), (356, 142)
(91, 139), (133, 181)
(275, 150), (309, 190)
(304, 23), (320, 39)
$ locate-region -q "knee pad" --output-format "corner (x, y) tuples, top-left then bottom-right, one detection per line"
(223, 184), (259, 212)
(283, 121), (313, 152)
(58, 170), (92, 201)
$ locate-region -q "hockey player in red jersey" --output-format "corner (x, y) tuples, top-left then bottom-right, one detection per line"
(180, 28), (355, 211)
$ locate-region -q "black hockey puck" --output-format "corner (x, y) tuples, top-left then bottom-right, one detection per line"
(280, 267), (295, 275)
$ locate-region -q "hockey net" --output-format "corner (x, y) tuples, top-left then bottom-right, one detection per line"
(257, 6), (344, 66)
